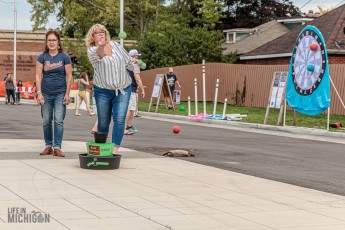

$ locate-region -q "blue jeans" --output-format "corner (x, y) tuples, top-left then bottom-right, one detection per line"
(41, 93), (66, 148)
(94, 85), (131, 147)
(6, 89), (15, 104)
(16, 92), (21, 103)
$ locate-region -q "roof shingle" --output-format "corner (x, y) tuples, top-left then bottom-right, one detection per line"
(223, 20), (290, 55)
(241, 5), (345, 57)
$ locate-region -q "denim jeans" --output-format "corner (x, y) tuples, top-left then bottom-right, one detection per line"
(6, 89), (15, 104)
(41, 93), (66, 148)
(16, 92), (21, 103)
(94, 85), (131, 147)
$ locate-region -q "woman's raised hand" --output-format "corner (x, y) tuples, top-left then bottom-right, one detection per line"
(98, 37), (106, 48)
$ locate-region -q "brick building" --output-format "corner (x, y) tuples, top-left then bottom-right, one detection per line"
(0, 30), (46, 82)
(0, 30), (137, 82)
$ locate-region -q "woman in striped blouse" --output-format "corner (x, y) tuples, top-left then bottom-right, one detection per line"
(86, 24), (133, 154)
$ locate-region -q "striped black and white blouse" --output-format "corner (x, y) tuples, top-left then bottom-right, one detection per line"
(87, 41), (133, 95)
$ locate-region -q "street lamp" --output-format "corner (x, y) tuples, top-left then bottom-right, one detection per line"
(0, 0), (17, 84)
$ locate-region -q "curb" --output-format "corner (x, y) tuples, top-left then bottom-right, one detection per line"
(139, 111), (345, 139)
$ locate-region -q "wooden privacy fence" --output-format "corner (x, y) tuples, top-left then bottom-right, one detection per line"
(141, 63), (345, 115)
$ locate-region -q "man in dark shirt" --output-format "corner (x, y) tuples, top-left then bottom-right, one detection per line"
(166, 67), (181, 109)
(125, 49), (145, 134)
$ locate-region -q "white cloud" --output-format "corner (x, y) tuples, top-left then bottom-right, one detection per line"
(292, 0), (344, 13)
(0, 0), (58, 30)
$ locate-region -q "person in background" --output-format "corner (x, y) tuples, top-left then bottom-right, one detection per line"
(134, 105), (140, 117)
(16, 80), (23, 105)
(35, 30), (72, 157)
(32, 82), (38, 105)
(166, 67), (181, 109)
(91, 119), (98, 134)
(124, 49), (145, 134)
(4, 74), (9, 105)
(5, 73), (16, 105)
(75, 72), (95, 116)
(86, 24), (133, 154)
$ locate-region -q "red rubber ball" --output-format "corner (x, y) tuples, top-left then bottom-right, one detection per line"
(310, 43), (318, 51)
(172, 126), (180, 134)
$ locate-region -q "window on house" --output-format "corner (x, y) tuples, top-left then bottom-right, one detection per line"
(226, 32), (236, 44)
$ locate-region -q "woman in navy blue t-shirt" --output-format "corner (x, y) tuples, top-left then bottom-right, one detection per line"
(35, 30), (73, 157)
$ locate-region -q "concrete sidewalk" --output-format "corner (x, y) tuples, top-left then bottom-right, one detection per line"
(0, 139), (345, 230)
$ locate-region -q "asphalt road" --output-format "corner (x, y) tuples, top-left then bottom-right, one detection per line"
(1, 103), (345, 196)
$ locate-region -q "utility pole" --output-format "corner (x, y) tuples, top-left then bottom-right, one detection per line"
(120, 0), (124, 47)
(13, 0), (17, 85)
(0, 0), (16, 83)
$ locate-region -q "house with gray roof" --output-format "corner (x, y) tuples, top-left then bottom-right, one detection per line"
(240, 4), (345, 65)
(222, 20), (289, 55)
(222, 17), (314, 56)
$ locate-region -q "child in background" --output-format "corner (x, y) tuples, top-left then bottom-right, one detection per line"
(16, 80), (23, 105)
(32, 82), (38, 105)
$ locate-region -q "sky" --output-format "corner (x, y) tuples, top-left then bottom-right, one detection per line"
(292, 0), (345, 12)
(0, 0), (58, 30)
(0, 0), (344, 30)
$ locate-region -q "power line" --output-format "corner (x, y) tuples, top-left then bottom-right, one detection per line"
(300, 0), (313, 9)
(81, 0), (106, 11)
(335, 0), (345, 8)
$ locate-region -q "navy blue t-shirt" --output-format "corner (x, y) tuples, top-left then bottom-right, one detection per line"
(167, 73), (177, 92)
(37, 52), (71, 96)
(128, 70), (138, 93)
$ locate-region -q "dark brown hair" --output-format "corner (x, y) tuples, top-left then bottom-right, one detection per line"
(79, 72), (88, 81)
(44, 30), (64, 52)
(6, 73), (13, 83)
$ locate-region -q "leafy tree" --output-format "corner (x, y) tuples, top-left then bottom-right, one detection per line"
(28, 0), (119, 78)
(317, 6), (333, 15)
(27, 0), (298, 72)
(137, 22), (236, 69)
(194, 0), (224, 29)
(28, 0), (161, 38)
(219, 0), (302, 30)
(28, 0), (120, 36)
(125, 0), (164, 35)
(168, 0), (224, 29)
(62, 38), (93, 79)
(28, 0), (161, 76)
